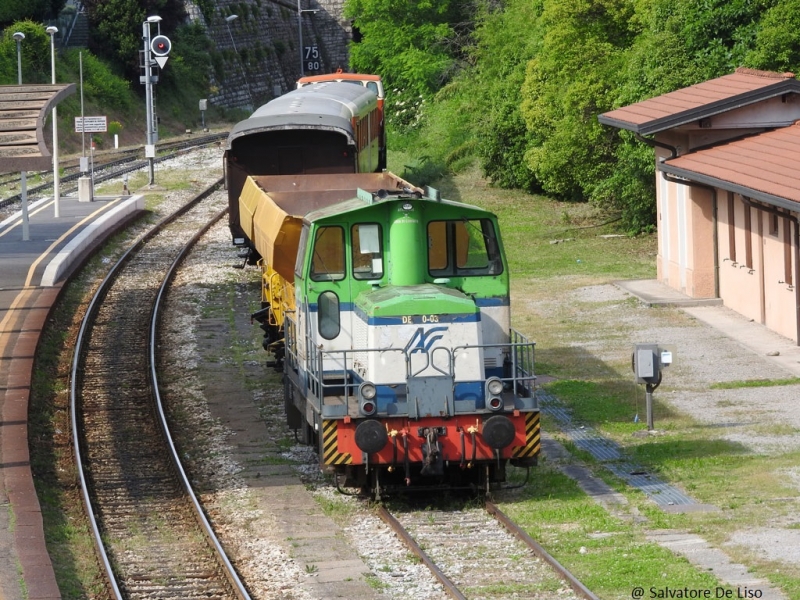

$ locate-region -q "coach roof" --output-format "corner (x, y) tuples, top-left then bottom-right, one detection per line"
(225, 82), (378, 150)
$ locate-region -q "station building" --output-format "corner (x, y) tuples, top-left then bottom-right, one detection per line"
(600, 68), (800, 344)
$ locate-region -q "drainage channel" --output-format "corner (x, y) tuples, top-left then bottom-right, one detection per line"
(539, 390), (697, 507)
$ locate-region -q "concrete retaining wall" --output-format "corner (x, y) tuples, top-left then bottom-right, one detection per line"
(184, 0), (352, 111)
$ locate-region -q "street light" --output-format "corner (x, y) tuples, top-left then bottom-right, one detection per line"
(46, 25), (60, 218)
(13, 32), (24, 85)
(224, 14), (253, 110)
(13, 31), (30, 241)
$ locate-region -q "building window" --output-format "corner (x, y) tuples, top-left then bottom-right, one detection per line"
(784, 217), (793, 286)
(727, 192), (736, 263)
(743, 203), (753, 269)
(769, 213), (779, 237)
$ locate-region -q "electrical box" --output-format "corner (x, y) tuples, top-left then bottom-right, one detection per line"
(632, 343), (669, 384)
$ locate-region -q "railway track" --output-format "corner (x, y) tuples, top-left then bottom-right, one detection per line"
(0, 133), (226, 209)
(376, 500), (598, 600)
(69, 179), (250, 598)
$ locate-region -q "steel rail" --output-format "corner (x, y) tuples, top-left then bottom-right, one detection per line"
(69, 176), (249, 598)
(149, 201), (252, 599)
(485, 500), (599, 600)
(375, 506), (468, 600)
(1, 133), (226, 208)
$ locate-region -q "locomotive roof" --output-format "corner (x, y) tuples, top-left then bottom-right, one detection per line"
(225, 82), (378, 150)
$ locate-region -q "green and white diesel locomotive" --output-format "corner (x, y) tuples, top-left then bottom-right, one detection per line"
(225, 80), (540, 496)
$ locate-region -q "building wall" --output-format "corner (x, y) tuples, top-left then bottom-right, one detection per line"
(654, 139), (798, 342)
(761, 210), (798, 340)
(717, 194), (763, 322)
(184, 0), (352, 110)
(654, 142), (716, 299)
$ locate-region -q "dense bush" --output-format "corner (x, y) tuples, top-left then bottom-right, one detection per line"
(0, 0), (65, 28)
(346, 0), (800, 233)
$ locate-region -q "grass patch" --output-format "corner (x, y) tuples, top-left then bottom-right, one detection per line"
(499, 467), (723, 598)
(710, 378), (800, 389)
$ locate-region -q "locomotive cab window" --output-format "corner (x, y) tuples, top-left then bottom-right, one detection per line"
(317, 291), (341, 339)
(428, 218), (503, 277)
(310, 226), (345, 281)
(352, 223), (383, 280)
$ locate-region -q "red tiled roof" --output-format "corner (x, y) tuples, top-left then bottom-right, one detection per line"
(599, 68), (800, 135)
(661, 121), (800, 207)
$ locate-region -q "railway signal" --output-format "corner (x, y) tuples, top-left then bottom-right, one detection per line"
(141, 16), (170, 185)
(151, 34), (172, 67)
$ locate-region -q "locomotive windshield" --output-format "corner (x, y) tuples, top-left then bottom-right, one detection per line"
(352, 223), (384, 280)
(428, 218), (503, 277)
(310, 226), (345, 281)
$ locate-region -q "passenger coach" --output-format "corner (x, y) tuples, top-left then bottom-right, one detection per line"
(225, 81), (385, 248)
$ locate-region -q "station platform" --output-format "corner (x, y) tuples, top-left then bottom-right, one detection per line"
(0, 194), (144, 600)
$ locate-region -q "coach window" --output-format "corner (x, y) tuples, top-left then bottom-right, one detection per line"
(352, 223), (383, 280)
(310, 226), (345, 281)
(318, 291), (341, 339)
(428, 218), (503, 277)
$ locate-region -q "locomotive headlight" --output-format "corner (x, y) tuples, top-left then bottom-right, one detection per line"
(486, 377), (504, 412)
(360, 382), (377, 400)
(359, 382), (378, 415)
(486, 377), (504, 396)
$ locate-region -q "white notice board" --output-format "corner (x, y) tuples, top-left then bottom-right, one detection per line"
(75, 116), (108, 133)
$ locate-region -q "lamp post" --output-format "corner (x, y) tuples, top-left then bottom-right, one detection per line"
(13, 32), (30, 241)
(46, 25), (60, 218)
(13, 32), (24, 84)
(225, 14), (253, 110)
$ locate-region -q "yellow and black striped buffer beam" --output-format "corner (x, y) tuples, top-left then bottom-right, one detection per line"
(322, 420), (352, 465)
(512, 411), (541, 459)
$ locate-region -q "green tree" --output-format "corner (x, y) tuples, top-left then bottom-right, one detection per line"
(519, 0), (636, 202)
(745, 0), (800, 72)
(0, 21), (57, 84)
(470, 0), (544, 191)
(0, 0), (66, 28)
(83, 0), (187, 79)
(594, 0), (774, 230)
(345, 0), (474, 128)
(156, 21), (214, 125)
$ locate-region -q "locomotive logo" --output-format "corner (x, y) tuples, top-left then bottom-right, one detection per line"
(405, 326), (448, 353)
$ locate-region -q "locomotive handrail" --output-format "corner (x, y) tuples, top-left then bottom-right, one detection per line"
(408, 345), (452, 378)
(284, 315), (537, 415)
(452, 332), (537, 403)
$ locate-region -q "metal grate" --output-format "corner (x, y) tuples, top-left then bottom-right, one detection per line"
(539, 390), (696, 506)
